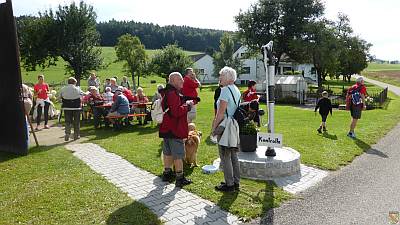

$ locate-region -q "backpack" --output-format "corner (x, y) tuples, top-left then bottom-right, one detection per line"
(151, 98), (169, 124)
(227, 87), (248, 127)
(350, 86), (363, 104)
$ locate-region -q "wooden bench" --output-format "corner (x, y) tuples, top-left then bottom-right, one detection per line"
(105, 113), (147, 119)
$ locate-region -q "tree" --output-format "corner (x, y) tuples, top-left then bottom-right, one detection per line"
(115, 34), (147, 91)
(150, 44), (193, 82)
(338, 36), (371, 82)
(290, 20), (340, 89)
(235, 0), (324, 69)
(333, 13), (371, 82)
(213, 33), (243, 76)
(18, 1), (103, 85)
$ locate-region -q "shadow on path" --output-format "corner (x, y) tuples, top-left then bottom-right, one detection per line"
(354, 138), (388, 158)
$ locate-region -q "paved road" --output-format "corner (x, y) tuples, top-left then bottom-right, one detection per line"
(244, 78), (400, 225)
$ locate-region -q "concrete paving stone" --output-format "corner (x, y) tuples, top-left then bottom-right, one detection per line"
(68, 143), (240, 225)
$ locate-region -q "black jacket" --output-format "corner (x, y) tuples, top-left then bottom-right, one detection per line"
(315, 98), (332, 115)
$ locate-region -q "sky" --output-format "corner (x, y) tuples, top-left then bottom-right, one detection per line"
(10, 0), (400, 60)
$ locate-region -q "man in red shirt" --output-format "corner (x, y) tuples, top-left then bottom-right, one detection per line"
(159, 72), (194, 188)
(34, 74), (50, 130)
(182, 68), (201, 122)
(347, 76), (367, 138)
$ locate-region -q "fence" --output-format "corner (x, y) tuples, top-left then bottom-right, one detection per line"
(259, 90), (307, 104)
(322, 87), (388, 109)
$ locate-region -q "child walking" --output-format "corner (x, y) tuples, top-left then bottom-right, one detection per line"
(314, 91), (332, 133)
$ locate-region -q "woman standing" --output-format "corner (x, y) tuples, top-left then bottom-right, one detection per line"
(211, 67), (241, 192)
(34, 74), (50, 130)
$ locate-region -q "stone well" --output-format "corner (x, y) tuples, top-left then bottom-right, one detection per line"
(214, 146), (301, 180)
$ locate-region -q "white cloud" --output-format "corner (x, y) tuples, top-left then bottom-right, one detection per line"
(12, 0), (400, 60)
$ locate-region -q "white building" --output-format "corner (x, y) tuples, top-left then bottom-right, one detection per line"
(192, 46), (318, 84)
(191, 54), (217, 84)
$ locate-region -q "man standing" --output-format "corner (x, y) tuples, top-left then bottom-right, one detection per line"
(347, 76), (367, 138)
(88, 72), (100, 90)
(59, 77), (83, 141)
(182, 68), (201, 122)
(159, 72), (194, 188)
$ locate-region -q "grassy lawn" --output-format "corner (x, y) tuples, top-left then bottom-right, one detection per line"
(0, 146), (161, 225)
(77, 83), (400, 219)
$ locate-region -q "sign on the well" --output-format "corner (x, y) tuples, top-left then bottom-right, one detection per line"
(257, 133), (283, 148)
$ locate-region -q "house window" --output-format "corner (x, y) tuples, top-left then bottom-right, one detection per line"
(195, 69), (205, 75)
(311, 67), (316, 74)
(243, 67), (251, 74)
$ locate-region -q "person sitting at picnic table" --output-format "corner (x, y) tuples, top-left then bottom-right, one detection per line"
(122, 87), (135, 102)
(120, 76), (131, 90)
(110, 78), (118, 93)
(152, 84), (164, 102)
(88, 72), (100, 90)
(107, 87), (130, 126)
(103, 78), (111, 92)
(132, 87), (149, 125)
(103, 87), (114, 104)
(83, 86), (106, 129)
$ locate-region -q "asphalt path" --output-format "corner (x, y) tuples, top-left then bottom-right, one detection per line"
(244, 77), (400, 225)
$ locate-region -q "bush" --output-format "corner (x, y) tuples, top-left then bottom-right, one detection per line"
(275, 96), (300, 104)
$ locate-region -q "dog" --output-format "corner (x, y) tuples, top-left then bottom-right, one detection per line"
(184, 123), (201, 167)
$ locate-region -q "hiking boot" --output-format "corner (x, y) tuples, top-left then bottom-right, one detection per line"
(323, 127), (327, 132)
(221, 182), (239, 191)
(215, 183), (234, 192)
(317, 127), (322, 134)
(161, 170), (174, 183)
(175, 176), (192, 188)
(64, 134), (69, 141)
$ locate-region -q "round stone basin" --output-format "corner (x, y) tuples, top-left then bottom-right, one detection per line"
(214, 146), (301, 180)
(238, 146), (301, 180)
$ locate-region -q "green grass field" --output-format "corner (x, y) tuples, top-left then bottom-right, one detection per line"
(21, 47), (201, 86)
(0, 146), (160, 225)
(365, 62), (400, 72)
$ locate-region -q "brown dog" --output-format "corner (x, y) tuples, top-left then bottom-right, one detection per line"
(184, 123), (201, 167)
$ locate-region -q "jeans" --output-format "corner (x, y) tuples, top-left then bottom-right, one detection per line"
(64, 110), (80, 138)
(37, 101), (50, 126)
(218, 145), (240, 186)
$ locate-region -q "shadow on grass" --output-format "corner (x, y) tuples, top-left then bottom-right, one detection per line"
(354, 138), (388, 158)
(258, 181), (275, 225)
(321, 132), (338, 140)
(0, 143), (67, 163)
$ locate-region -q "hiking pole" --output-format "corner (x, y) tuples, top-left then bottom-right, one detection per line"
(262, 41), (276, 157)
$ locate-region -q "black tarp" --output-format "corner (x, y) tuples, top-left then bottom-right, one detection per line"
(0, 0), (28, 155)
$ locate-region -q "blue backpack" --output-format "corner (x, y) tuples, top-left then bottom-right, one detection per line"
(350, 86), (363, 106)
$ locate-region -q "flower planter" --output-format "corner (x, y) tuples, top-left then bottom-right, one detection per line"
(239, 134), (257, 152)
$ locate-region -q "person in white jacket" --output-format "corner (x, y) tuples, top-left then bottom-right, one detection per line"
(212, 66), (241, 192)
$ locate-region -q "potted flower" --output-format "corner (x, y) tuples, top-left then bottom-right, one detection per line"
(239, 121), (258, 152)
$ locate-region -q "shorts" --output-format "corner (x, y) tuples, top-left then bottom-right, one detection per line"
(350, 106), (362, 119)
(320, 113), (328, 122)
(163, 138), (185, 159)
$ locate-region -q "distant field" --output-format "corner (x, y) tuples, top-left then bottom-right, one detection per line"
(21, 47), (202, 88)
(363, 63), (400, 87)
(365, 62), (400, 72)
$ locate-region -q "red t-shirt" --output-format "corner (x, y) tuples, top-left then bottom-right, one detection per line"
(133, 95), (149, 103)
(242, 87), (259, 102)
(182, 76), (199, 99)
(34, 83), (49, 99)
(122, 89), (136, 102)
(350, 83), (367, 96)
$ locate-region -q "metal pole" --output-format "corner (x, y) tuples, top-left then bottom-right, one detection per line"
(262, 41), (277, 157)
